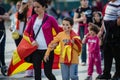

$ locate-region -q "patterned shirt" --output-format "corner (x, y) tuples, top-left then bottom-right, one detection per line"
(104, 0), (120, 20)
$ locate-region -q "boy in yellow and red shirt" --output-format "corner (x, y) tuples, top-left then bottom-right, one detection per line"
(44, 17), (82, 80)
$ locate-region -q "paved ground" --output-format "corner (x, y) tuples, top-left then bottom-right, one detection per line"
(0, 23), (115, 80)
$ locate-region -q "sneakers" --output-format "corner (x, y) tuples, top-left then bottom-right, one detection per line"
(1, 65), (8, 76)
(96, 74), (111, 80)
(81, 62), (86, 66)
(85, 76), (92, 80)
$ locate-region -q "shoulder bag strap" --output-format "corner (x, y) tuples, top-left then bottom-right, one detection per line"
(34, 16), (49, 39)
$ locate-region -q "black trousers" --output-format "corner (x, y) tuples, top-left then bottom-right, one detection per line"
(31, 49), (56, 80)
(0, 32), (6, 66)
(103, 20), (120, 78)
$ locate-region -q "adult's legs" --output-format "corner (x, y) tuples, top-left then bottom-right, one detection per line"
(32, 50), (44, 80)
(79, 26), (87, 64)
(0, 33), (7, 76)
(102, 44), (113, 78)
(43, 51), (56, 80)
(0, 33), (6, 66)
(112, 47), (120, 78)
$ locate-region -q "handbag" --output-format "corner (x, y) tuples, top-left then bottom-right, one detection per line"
(24, 16), (49, 63)
(12, 31), (20, 40)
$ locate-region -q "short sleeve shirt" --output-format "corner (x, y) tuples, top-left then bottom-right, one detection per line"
(75, 6), (93, 23)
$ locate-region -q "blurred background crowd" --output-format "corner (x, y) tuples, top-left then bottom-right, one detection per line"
(0, 0), (108, 24)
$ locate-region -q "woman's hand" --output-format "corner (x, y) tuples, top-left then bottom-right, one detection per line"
(19, 2), (28, 13)
(44, 55), (49, 62)
(9, 27), (13, 32)
(32, 41), (38, 46)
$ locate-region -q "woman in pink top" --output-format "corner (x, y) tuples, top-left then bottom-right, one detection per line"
(82, 23), (102, 80)
(24, 0), (60, 80)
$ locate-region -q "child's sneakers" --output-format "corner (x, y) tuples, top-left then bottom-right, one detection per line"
(1, 65), (8, 76)
(85, 76), (92, 80)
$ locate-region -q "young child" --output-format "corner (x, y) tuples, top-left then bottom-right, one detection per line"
(82, 23), (102, 80)
(44, 17), (82, 80)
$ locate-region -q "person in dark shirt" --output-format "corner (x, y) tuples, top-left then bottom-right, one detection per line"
(73, 0), (93, 66)
(97, 0), (120, 79)
(0, 6), (9, 76)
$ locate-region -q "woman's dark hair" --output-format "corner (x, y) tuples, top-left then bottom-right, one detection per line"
(63, 17), (74, 26)
(34, 0), (48, 8)
(93, 11), (103, 20)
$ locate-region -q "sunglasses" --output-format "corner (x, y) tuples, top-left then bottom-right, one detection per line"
(22, 2), (27, 5)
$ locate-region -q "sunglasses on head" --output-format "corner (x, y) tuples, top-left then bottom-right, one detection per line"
(22, 2), (27, 5)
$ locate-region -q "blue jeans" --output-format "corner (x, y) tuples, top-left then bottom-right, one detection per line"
(61, 63), (79, 80)
(79, 26), (87, 63)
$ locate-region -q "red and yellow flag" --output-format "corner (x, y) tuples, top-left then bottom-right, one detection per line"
(7, 32), (37, 76)
(8, 31), (60, 76)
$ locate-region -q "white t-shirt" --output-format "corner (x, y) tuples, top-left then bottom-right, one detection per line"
(33, 17), (47, 50)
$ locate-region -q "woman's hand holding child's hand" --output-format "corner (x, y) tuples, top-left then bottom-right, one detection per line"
(44, 55), (49, 62)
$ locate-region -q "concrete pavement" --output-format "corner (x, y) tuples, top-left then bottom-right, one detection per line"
(0, 24), (115, 80)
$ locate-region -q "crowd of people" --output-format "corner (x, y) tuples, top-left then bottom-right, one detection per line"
(0, 0), (120, 80)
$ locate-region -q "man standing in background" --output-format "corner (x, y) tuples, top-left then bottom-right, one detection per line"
(97, 0), (120, 79)
(73, 0), (93, 66)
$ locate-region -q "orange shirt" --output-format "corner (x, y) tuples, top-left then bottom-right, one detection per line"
(45, 30), (82, 64)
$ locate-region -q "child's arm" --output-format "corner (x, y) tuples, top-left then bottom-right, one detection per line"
(44, 43), (58, 62)
(82, 33), (89, 44)
(44, 34), (60, 62)
(72, 38), (82, 56)
(82, 36), (87, 44)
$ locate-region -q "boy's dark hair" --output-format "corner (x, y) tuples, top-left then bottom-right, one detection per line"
(63, 17), (74, 26)
(89, 23), (100, 34)
(34, 0), (48, 8)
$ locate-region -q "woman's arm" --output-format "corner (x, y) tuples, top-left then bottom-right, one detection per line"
(73, 12), (85, 23)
